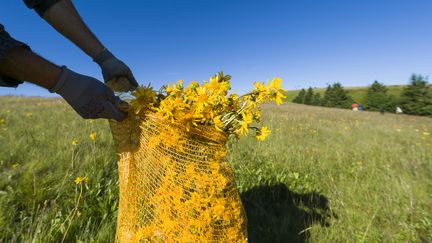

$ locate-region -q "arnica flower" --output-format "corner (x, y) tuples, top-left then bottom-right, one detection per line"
(0, 119), (5, 125)
(128, 72), (286, 141)
(90, 132), (97, 141)
(74, 176), (89, 185)
(253, 81), (267, 93)
(255, 126), (271, 141)
(213, 116), (224, 132)
(423, 132), (430, 136)
(165, 80), (184, 97)
(71, 139), (79, 146)
(242, 112), (253, 125)
(267, 77), (286, 105)
(130, 85), (156, 114)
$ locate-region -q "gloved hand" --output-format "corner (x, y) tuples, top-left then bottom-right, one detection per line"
(50, 66), (127, 121)
(93, 49), (138, 92)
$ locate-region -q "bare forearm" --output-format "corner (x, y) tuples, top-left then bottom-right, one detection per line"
(43, 0), (105, 59)
(0, 47), (61, 89)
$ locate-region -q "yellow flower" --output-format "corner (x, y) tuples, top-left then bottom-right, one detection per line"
(207, 76), (221, 90)
(274, 91), (286, 105)
(213, 115), (224, 132)
(196, 87), (210, 106)
(190, 81), (199, 88)
(12, 163), (20, 169)
(423, 132), (430, 136)
(253, 110), (261, 121)
(267, 77), (286, 105)
(181, 112), (200, 131)
(237, 122), (249, 136)
(90, 132), (97, 141)
(242, 112), (253, 124)
(131, 85), (156, 114)
(126, 73), (285, 144)
(199, 108), (214, 124)
(0, 119), (5, 125)
(253, 81), (267, 93)
(74, 176), (89, 185)
(255, 126), (271, 141)
(166, 80), (184, 97)
(268, 77), (282, 90)
(71, 139), (79, 146)
(25, 112), (33, 117)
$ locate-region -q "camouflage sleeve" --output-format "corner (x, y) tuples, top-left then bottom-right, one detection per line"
(0, 24), (31, 88)
(23, 0), (62, 17)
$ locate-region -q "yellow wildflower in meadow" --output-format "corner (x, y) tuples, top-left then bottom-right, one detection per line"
(90, 132), (97, 141)
(74, 176), (89, 185)
(256, 126), (271, 141)
(71, 139), (79, 146)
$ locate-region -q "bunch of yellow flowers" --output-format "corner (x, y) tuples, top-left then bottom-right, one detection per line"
(131, 151), (247, 242)
(129, 72), (286, 140)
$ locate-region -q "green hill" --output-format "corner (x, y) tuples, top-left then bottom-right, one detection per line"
(285, 85), (409, 103)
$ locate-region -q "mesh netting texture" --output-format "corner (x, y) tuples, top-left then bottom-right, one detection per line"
(109, 113), (248, 242)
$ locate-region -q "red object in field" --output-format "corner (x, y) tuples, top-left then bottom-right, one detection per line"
(351, 103), (358, 109)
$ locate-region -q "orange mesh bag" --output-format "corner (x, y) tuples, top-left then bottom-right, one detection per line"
(108, 74), (285, 242)
(109, 113), (248, 242)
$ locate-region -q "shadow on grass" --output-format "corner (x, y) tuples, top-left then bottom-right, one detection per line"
(241, 183), (336, 243)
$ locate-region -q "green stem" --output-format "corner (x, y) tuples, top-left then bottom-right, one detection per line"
(61, 184), (83, 243)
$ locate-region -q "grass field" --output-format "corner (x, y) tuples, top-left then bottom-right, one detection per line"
(284, 85), (416, 103)
(0, 96), (431, 242)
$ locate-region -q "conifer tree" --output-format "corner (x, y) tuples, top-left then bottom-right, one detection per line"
(400, 74), (432, 116)
(304, 87), (314, 105)
(322, 83), (353, 109)
(292, 89), (306, 104)
(364, 81), (394, 112)
(312, 92), (321, 106)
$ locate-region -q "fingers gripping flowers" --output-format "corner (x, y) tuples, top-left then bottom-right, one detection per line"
(129, 72), (286, 140)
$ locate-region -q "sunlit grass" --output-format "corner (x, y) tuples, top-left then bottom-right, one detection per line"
(0, 96), (431, 242)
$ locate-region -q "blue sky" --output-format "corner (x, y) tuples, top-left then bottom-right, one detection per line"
(1, 0), (431, 96)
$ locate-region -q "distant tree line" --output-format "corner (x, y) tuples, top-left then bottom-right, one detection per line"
(292, 74), (432, 116)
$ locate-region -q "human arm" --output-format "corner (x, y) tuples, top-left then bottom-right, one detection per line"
(0, 45), (126, 121)
(23, 0), (138, 91)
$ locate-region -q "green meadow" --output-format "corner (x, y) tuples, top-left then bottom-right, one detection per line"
(0, 96), (431, 242)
